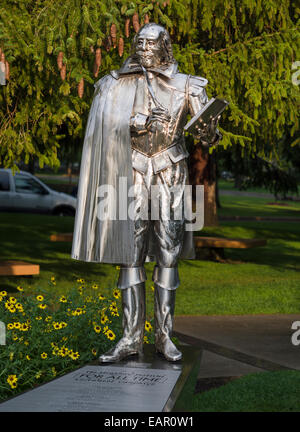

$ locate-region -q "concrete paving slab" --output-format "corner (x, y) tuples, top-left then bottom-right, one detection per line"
(198, 350), (265, 378)
(174, 314), (300, 370)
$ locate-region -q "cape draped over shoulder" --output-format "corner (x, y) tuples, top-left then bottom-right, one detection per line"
(71, 71), (195, 264)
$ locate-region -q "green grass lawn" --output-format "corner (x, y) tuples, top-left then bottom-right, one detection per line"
(0, 211), (299, 316)
(0, 193), (299, 412)
(175, 369), (300, 412)
(218, 195), (300, 218)
(218, 179), (300, 197)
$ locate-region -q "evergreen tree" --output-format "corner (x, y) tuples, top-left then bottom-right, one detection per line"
(0, 1), (299, 221)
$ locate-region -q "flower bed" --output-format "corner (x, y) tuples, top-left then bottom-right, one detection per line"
(0, 277), (154, 402)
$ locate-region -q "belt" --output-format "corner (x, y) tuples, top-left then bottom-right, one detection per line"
(132, 142), (189, 175)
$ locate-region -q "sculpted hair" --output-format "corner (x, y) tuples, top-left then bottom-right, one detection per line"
(131, 23), (175, 66)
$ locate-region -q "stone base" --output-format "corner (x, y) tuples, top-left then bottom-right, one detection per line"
(0, 345), (201, 412)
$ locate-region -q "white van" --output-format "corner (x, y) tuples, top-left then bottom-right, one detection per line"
(0, 169), (77, 216)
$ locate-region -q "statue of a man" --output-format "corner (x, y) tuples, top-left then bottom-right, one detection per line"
(71, 23), (221, 363)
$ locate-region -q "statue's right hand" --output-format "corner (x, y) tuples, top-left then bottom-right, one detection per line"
(146, 107), (171, 133)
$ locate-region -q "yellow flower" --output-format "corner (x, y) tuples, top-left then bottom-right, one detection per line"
(151, 285), (155, 292)
(26, 355), (31, 361)
(69, 351), (80, 360)
(15, 303), (23, 311)
(58, 347), (68, 357)
(98, 294), (105, 301)
(109, 302), (119, 317)
(13, 322), (21, 329)
(41, 352), (48, 359)
(12, 335), (18, 341)
(145, 321), (152, 332)
(94, 325), (101, 334)
(116, 266), (120, 270)
(60, 322), (67, 328)
(38, 303), (47, 310)
(0, 290), (7, 297)
(45, 316), (52, 322)
(36, 295), (44, 302)
(20, 323), (29, 332)
(0, 296), (3, 302)
(7, 375), (18, 389)
(35, 371), (42, 379)
(91, 348), (97, 356)
(113, 289), (121, 299)
(100, 314), (109, 325)
(53, 322), (62, 330)
(8, 306), (16, 313)
(144, 335), (149, 344)
(7, 323), (14, 330)
(52, 347), (59, 356)
(51, 276), (55, 282)
(77, 278), (85, 284)
(9, 297), (17, 304)
(35, 316), (42, 321)
(59, 296), (67, 303)
(72, 308), (83, 316)
(9, 352), (14, 361)
(105, 329), (116, 341)
(92, 284), (99, 290)
(17, 286), (24, 292)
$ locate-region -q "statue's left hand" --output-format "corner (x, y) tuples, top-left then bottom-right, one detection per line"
(195, 115), (220, 144)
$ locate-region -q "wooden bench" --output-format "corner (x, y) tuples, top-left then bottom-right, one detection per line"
(0, 261), (40, 276)
(50, 233), (267, 261)
(50, 233), (73, 242)
(194, 236), (267, 260)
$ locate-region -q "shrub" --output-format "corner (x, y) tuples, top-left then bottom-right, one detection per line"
(0, 277), (154, 402)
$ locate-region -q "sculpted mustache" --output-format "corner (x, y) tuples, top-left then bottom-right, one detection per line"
(136, 52), (154, 58)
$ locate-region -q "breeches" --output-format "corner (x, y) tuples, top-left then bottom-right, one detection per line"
(125, 157), (188, 268)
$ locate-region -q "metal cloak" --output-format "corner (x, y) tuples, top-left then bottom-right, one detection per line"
(71, 67), (196, 264)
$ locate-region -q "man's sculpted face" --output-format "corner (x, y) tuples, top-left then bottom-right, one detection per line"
(135, 25), (165, 69)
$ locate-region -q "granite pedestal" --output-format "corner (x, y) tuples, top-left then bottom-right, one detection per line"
(0, 345), (200, 412)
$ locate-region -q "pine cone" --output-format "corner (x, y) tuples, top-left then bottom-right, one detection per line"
(5, 61), (9, 80)
(110, 23), (117, 48)
(78, 78), (84, 98)
(94, 47), (101, 76)
(95, 47), (102, 66)
(93, 63), (99, 77)
(125, 18), (130, 38)
(132, 13), (140, 33)
(60, 64), (66, 80)
(118, 37), (124, 57)
(57, 51), (64, 70)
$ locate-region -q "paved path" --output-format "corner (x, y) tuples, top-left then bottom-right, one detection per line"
(219, 190), (275, 199)
(174, 314), (300, 383)
(219, 215), (300, 222)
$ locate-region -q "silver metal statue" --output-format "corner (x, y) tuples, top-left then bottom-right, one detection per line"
(71, 23), (221, 363)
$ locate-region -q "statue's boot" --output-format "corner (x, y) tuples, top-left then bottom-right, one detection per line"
(99, 267), (146, 363)
(153, 266), (182, 362)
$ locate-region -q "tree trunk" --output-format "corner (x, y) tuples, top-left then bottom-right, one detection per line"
(28, 158), (35, 175)
(189, 145), (218, 227)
